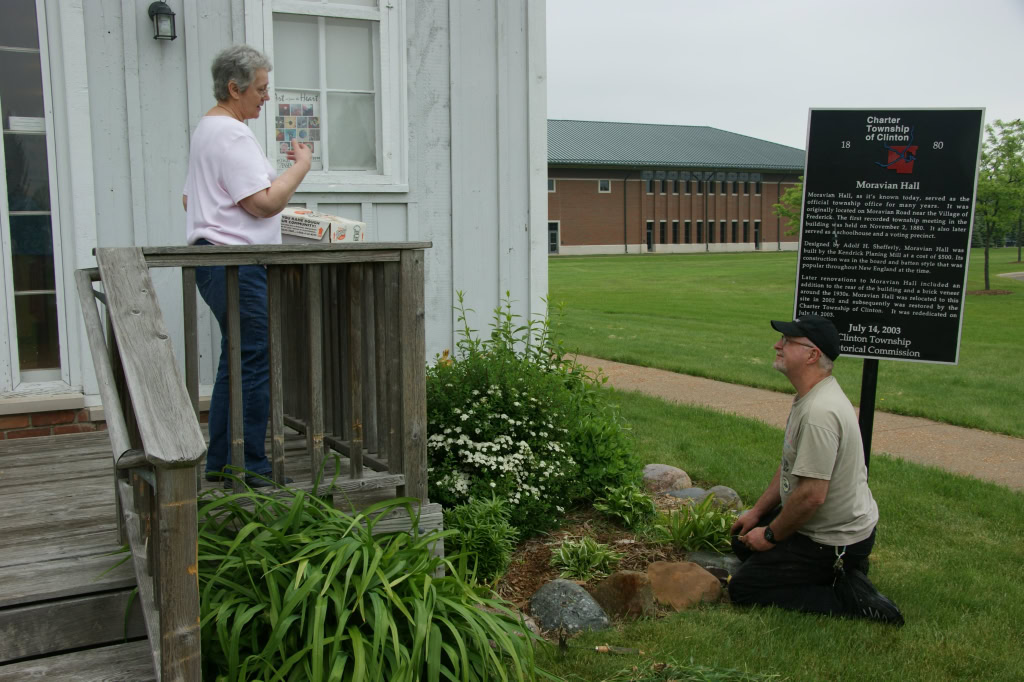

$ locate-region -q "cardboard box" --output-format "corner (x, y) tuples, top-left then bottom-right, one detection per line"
(280, 208), (369, 244)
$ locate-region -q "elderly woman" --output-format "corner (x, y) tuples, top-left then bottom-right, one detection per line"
(183, 45), (310, 486)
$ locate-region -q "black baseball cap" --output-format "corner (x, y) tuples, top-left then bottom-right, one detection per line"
(771, 315), (841, 361)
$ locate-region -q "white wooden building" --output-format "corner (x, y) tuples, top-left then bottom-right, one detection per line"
(0, 0), (548, 425)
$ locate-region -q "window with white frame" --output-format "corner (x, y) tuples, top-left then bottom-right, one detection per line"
(598, 179), (610, 193)
(260, 0), (406, 190)
(1, 0), (65, 385)
(548, 178), (555, 192)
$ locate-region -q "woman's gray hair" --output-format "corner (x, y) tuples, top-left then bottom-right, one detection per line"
(211, 45), (272, 101)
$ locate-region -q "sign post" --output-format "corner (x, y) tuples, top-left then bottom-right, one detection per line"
(795, 109), (985, 470)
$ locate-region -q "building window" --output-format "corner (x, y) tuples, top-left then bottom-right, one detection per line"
(266, 0), (406, 189)
(658, 179), (666, 194)
(548, 178), (555, 192)
(744, 220), (750, 242)
(672, 220), (679, 244)
(598, 179), (611, 193)
(659, 220), (667, 244)
(672, 179), (679, 194)
(743, 182), (750, 195)
(697, 181), (703, 195)
(754, 220), (761, 245)
(696, 220), (703, 242)
(548, 222), (559, 253)
(646, 221), (654, 251)
(708, 181), (715, 196)
(684, 220), (691, 243)
(755, 181), (762, 195)
(732, 181), (738, 195)
(646, 179), (654, 194)
(707, 222), (714, 243)
(719, 220), (727, 243)
(685, 180), (691, 194)
(732, 220), (739, 243)
(1, 1), (64, 383)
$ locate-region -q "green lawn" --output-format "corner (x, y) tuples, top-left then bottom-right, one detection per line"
(549, 248), (1024, 437)
(536, 389), (1024, 682)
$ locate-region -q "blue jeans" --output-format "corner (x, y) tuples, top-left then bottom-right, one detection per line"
(195, 259), (271, 476)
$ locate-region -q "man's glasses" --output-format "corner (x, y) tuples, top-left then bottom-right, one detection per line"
(780, 335), (817, 351)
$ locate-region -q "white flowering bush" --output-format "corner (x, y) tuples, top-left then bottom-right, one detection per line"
(427, 293), (639, 535)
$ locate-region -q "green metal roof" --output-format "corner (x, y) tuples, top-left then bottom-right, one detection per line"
(548, 119), (805, 171)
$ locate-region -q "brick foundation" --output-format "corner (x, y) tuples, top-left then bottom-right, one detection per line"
(1, 408), (107, 439)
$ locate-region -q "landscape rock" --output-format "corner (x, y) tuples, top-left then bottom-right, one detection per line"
(586, 570), (656, 620)
(476, 604), (542, 637)
(667, 487), (708, 503)
(706, 485), (743, 510)
(528, 579), (610, 634)
(647, 561), (722, 611)
(686, 551), (742, 578)
(642, 464), (692, 493)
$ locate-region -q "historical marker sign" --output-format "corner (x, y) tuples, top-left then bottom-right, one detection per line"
(795, 109), (985, 364)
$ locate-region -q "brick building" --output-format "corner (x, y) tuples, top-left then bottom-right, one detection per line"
(548, 119), (805, 255)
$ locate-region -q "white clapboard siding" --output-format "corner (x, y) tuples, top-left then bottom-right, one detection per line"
(56, 0), (546, 396)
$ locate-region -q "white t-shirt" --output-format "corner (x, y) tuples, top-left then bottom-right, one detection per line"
(780, 375), (879, 545)
(183, 116), (281, 246)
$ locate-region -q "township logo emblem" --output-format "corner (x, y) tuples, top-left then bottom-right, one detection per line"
(876, 126), (917, 174)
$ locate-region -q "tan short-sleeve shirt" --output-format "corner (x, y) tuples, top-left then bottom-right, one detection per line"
(780, 376), (878, 545)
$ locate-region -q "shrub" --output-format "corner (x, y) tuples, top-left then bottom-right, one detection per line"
(197, 490), (551, 681)
(444, 496), (519, 583)
(647, 494), (736, 553)
(593, 483), (657, 530)
(550, 536), (623, 582)
(427, 293), (639, 535)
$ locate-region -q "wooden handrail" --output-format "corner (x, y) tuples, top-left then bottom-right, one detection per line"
(78, 242), (432, 681)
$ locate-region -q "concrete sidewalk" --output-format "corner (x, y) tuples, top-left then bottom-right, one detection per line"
(576, 355), (1024, 492)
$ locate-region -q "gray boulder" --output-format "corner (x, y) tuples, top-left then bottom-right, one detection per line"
(706, 485), (743, 510)
(667, 487), (708, 503)
(643, 464), (692, 493)
(528, 579), (610, 634)
(686, 550), (742, 577)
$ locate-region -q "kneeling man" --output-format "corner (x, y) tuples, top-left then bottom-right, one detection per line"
(728, 315), (903, 625)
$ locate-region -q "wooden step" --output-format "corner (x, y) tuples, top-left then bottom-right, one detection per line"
(0, 590), (145, 664)
(0, 640), (155, 681)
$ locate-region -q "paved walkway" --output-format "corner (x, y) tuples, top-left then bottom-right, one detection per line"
(575, 355), (1024, 491)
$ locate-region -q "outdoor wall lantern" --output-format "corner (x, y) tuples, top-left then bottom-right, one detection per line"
(148, 1), (177, 40)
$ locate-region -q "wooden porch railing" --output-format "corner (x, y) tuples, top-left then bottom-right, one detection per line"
(76, 242), (432, 681)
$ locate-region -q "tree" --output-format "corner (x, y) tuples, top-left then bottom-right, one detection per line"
(772, 176), (803, 235)
(975, 119), (1024, 289)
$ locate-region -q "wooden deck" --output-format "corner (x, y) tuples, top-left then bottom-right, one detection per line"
(0, 428), (440, 679)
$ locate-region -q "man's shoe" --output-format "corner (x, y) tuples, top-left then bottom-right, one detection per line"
(839, 568), (905, 626)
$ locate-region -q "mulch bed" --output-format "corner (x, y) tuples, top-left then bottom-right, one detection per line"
(495, 496), (695, 610)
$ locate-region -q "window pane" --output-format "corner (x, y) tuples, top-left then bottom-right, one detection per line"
(15, 293), (59, 370)
(272, 14), (320, 90)
(4, 133), (50, 211)
(327, 93), (376, 170)
(325, 18), (374, 91)
(10, 214), (54, 291)
(0, 51), (44, 130)
(0, 0), (39, 50)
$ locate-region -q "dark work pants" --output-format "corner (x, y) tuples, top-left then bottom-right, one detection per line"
(728, 507), (875, 616)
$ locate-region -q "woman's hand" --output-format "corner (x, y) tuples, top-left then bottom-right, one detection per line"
(287, 140), (312, 168)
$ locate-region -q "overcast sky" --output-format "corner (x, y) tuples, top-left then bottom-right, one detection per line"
(546, 0), (1024, 150)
